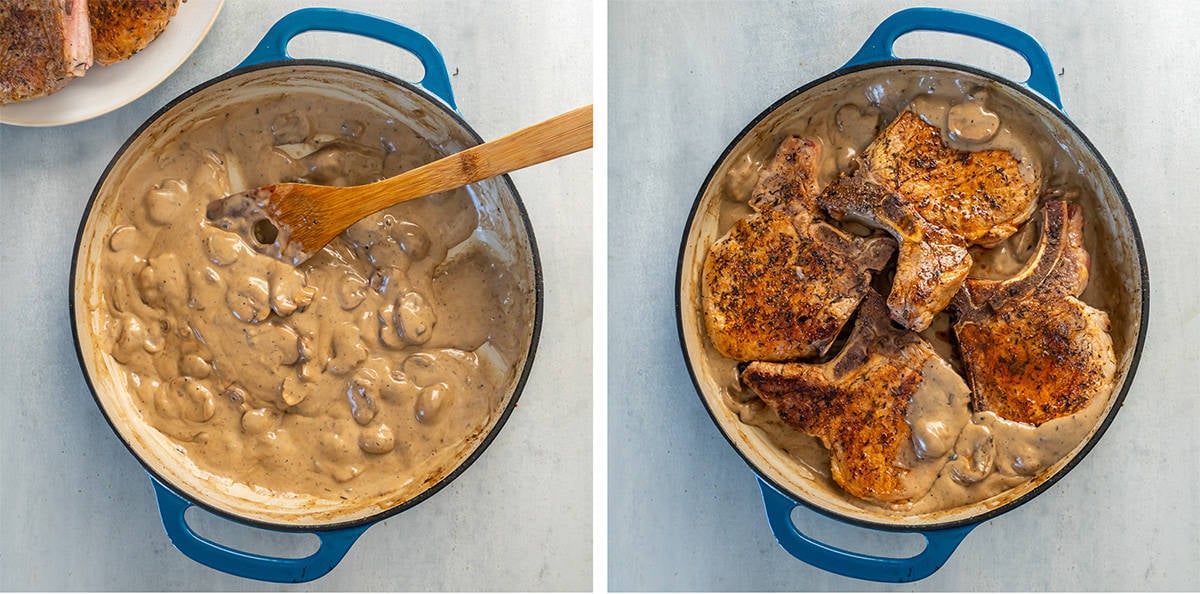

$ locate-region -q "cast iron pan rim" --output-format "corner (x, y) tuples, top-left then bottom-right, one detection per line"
(675, 58), (1149, 533)
(69, 58), (545, 533)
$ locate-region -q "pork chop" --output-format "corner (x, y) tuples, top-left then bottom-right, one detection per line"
(953, 200), (1116, 426)
(741, 290), (971, 504)
(88, 0), (180, 65)
(819, 110), (1041, 331)
(747, 136), (822, 218)
(703, 137), (895, 362)
(0, 0), (92, 104)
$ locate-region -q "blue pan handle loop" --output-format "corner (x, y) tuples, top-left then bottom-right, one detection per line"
(239, 7), (456, 110)
(845, 7), (1061, 109)
(151, 477), (369, 583)
(758, 478), (976, 583)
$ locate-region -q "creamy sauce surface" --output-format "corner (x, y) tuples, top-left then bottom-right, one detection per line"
(707, 71), (1116, 515)
(94, 92), (532, 500)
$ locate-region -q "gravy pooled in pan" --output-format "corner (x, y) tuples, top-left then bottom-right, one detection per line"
(93, 92), (534, 499)
(702, 88), (1117, 514)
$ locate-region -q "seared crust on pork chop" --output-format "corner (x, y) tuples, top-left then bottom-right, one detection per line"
(820, 110), (1041, 331)
(953, 201), (1116, 426)
(703, 137), (895, 361)
(88, 0), (180, 65)
(860, 110), (1040, 245)
(741, 291), (970, 503)
(703, 210), (893, 361)
(0, 0), (92, 104)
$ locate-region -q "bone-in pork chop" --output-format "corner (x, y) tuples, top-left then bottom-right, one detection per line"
(819, 110), (1041, 331)
(88, 0), (180, 65)
(741, 290), (971, 504)
(953, 200), (1116, 426)
(0, 0), (92, 104)
(703, 137), (895, 361)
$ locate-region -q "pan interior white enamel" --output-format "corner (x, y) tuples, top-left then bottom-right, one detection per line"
(74, 65), (538, 527)
(681, 64), (1142, 527)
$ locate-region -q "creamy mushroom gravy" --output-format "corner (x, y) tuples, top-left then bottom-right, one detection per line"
(705, 72), (1115, 515)
(92, 91), (533, 500)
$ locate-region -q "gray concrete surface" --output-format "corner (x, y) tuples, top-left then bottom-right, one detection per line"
(0, 1), (592, 590)
(608, 0), (1199, 590)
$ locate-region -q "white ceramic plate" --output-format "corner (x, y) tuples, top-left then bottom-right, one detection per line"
(0, 0), (224, 127)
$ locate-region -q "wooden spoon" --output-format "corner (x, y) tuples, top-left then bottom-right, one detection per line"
(206, 104), (592, 264)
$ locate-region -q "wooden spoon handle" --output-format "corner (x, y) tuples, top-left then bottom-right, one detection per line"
(352, 104), (593, 215)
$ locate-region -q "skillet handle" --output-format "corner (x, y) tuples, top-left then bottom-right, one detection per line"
(238, 7), (457, 110)
(844, 7), (1062, 109)
(758, 478), (976, 583)
(151, 476), (369, 583)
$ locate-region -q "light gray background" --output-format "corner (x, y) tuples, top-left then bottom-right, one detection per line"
(0, 0), (591, 590)
(609, 0), (1199, 590)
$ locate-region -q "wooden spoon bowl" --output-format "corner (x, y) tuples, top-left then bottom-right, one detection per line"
(207, 104), (592, 264)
